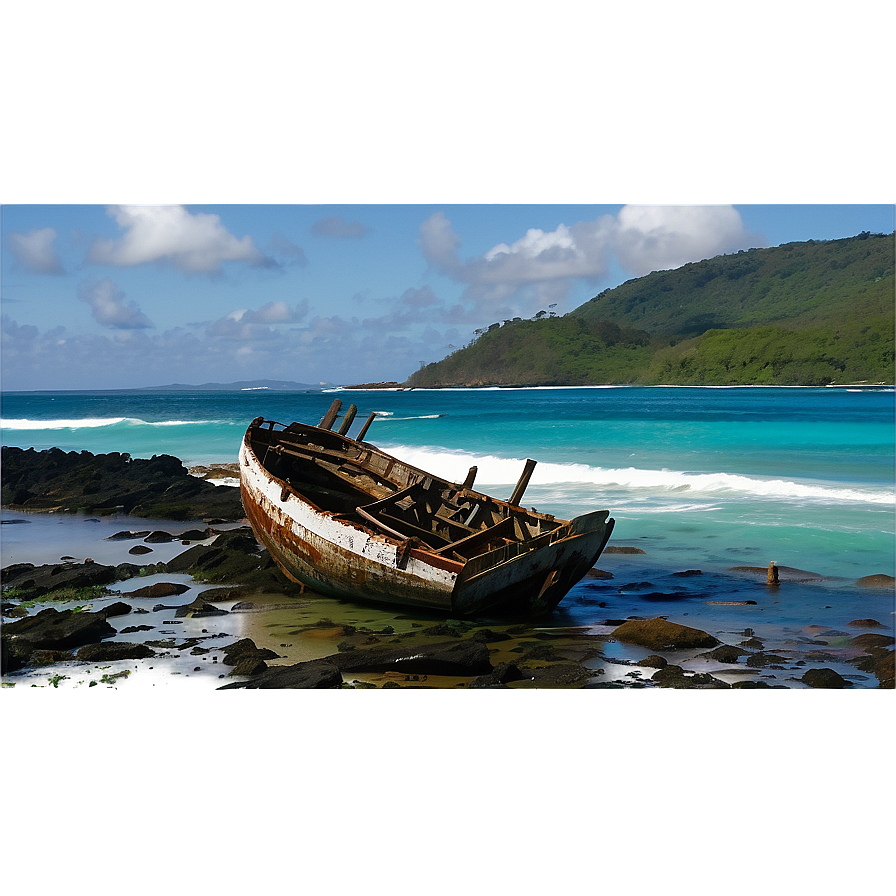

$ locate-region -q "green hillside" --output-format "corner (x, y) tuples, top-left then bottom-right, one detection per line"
(406, 231), (895, 387)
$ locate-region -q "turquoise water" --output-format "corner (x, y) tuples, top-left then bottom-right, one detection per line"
(3, 386), (894, 583)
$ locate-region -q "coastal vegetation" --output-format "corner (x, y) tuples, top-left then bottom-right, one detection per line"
(406, 231), (895, 387)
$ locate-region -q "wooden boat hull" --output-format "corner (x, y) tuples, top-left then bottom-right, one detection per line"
(239, 417), (614, 616)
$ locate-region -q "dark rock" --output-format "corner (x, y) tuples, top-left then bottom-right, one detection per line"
(120, 624), (154, 633)
(128, 545), (154, 555)
(523, 663), (593, 686)
(3, 606), (115, 649)
(230, 657), (268, 676)
(219, 661), (344, 689)
(229, 601), (256, 611)
(0, 559), (118, 599)
(0, 446), (244, 519)
(176, 528), (211, 541)
(651, 665), (731, 689)
(106, 530), (151, 541)
(165, 529), (293, 592)
(612, 617), (720, 650)
(604, 545), (647, 554)
(746, 652), (788, 668)
(173, 596), (229, 618)
(731, 680), (781, 689)
(336, 639), (491, 676)
(635, 654), (668, 669)
(4, 604), (30, 618)
(221, 638), (280, 666)
(76, 642), (156, 661)
(100, 601), (132, 618)
(854, 575), (895, 589)
(849, 633), (895, 650)
(739, 637), (765, 650)
(847, 618), (883, 628)
(122, 582), (190, 598)
(144, 530), (177, 543)
(700, 645), (750, 664)
(584, 568), (613, 579)
(672, 569), (703, 577)
(801, 668), (850, 689)
(469, 628), (511, 643)
(468, 662), (524, 688)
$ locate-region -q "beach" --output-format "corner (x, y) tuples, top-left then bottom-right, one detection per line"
(2, 386), (893, 689)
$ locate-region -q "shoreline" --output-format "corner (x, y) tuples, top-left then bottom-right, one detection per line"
(3, 504), (893, 689)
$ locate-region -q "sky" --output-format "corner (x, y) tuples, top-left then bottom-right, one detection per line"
(2, 3), (894, 395)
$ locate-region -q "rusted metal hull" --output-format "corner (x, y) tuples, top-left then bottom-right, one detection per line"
(239, 416), (614, 616)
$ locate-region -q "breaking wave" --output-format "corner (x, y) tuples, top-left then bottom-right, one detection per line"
(2, 417), (220, 430)
(381, 443), (894, 506)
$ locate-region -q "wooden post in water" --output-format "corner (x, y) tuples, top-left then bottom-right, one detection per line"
(338, 404), (358, 436)
(319, 399), (342, 430)
(356, 412), (377, 441)
(508, 459), (537, 506)
(767, 561), (780, 586)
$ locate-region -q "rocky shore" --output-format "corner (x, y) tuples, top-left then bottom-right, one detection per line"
(2, 447), (894, 689)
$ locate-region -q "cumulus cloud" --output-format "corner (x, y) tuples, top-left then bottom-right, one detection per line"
(418, 206), (762, 317)
(613, 205), (762, 276)
(88, 206), (271, 274)
(311, 216), (371, 239)
(77, 278), (154, 329)
(8, 227), (64, 274)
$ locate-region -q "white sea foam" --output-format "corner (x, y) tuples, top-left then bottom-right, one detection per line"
(381, 443), (894, 506)
(2, 417), (218, 430)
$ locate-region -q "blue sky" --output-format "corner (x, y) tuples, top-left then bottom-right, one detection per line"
(2, 5), (894, 392)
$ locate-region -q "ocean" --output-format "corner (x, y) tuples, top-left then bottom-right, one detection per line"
(3, 385), (893, 581)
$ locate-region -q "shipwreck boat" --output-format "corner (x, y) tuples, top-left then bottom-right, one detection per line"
(239, 400), (614, 616)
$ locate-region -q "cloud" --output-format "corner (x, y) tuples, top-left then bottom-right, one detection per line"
(88, 206), (271, 274)
(206, 300), (309, 341)
(613, 205), (764, 276)
(418, 206), (762, 317)
(270, 233), (309, 267)
(311, 216), (371, 239)
(77, 278), (154, 329)
(8, 227), (64, 274)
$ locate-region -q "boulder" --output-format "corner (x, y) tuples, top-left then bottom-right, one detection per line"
(651, 665), (731, 689)
(847, 618), (883, 628)
(122, 582), (190, 598)
(128, 545), (154, 555)
(849, 633), (895, 650)
(76, 642), (156, 661)
(143, 530), (176, 543)
(219, 661), (344, 689)
(0, 559), (118, 599)
(700, 645), (750, 664)
(335, 639), (492, 676)
(230, 656), (269, 676)
(635, 654), (668, 669)
(100, 602), (133, 618)
(221, 638), (280, 666)
(612, 617), (720, 651)
(3, 606), (116, 649)
(801, 668), (849, 689)
(854, 575), (895, 589)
